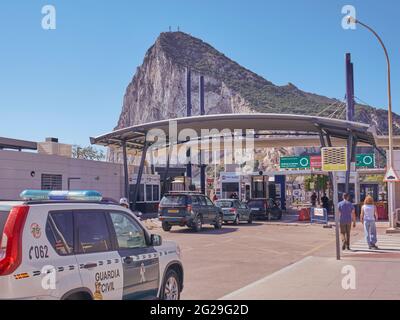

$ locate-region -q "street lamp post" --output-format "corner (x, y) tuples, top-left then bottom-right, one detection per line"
(347, 16), (396, 230)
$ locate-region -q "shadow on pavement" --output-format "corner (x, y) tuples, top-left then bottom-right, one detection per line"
(223, 222), (264, 227)
(169, 227), (239, 235)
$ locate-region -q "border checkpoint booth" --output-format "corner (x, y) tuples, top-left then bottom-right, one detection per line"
(90, 113), (379, 215)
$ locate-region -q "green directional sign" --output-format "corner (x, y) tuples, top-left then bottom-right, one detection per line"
(356, 154), (375, 168)
(280, 156), (310, 169)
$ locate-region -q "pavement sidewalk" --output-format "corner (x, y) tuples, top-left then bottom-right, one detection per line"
(220, 255), (400, 300)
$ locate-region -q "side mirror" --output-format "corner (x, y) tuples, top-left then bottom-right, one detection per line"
(151, 234), (162, 246)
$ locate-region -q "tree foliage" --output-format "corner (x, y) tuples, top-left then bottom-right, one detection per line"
(72, 145), (105, 161)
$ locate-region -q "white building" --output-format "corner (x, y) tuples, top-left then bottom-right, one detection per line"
(0, 137), (127, 201)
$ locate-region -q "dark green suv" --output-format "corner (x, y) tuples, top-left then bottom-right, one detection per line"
(158, 192), (223, 232)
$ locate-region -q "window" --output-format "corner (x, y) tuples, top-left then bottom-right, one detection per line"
(46, 211), (74, 255)
(138, 184), (144, 202)
(75, 211), (111, 253)
(199, 196), (207, 206)
(41, 174), (62, 190)
(222, 182), (239, 192)
(205, 197), (214, 206)
(152, 185), (160, 201)
(268, 199), (276, 208)
(215, 200), (233, 208)
(191, 196), (201, 206)
(110, 212), (146, 249)
(146, 185), (152, 202)
(160, 195), (187, 206)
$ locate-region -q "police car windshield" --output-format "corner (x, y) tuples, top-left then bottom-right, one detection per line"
(215, 200), (234, 208)
(160, 195), (187, 206)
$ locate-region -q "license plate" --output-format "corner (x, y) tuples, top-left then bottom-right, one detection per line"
(168, 209), (179, 213)
(251, 208), (260, 211)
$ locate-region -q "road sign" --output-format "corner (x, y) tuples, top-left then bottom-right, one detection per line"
(356, 154), (375, 168)
(321, 147), (348, 172)
(310, 155), (322, 169)
(280, 156), (310, 169)
(384, 167), (400, 182)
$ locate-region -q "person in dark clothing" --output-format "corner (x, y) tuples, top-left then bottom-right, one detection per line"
(311, 192), (317, 207)
(321, 193), (329, 214)
(230, 192), (238, 199)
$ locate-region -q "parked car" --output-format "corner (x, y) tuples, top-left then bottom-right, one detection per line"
(247, 198), (283, 220)
(0, 190), (183, 300)
(215, 199), (253, 224)
(158, 192), (223, 232)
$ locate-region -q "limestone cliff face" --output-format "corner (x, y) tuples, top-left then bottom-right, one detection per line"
(113, 32), (400, 169)
(116, 31), (399, 134)
(116, 33), (253, 130)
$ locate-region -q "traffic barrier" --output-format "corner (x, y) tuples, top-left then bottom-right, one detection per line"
(298, 207), (310, 221)
(310, 207), (328, 224)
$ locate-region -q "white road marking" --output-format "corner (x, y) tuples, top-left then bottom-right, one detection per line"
(219, 256), (314, 300)
(348, 235), (400, 253)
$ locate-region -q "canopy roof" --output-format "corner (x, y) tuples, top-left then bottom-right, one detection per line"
(90, 113), (376, 150)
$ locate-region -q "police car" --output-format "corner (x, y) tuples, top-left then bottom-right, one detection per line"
(0, 190), (183, 300)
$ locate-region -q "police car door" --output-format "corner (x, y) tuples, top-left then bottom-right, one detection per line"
(74, 210), (123, 300)
(108, 211), (160, 300)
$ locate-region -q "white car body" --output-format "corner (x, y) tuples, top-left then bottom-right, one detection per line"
(0, 201), (183, 300)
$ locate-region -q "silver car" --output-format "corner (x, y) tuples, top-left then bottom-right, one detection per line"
(215, 199), (253, 225)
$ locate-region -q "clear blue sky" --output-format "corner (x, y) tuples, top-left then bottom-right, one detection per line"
(1, 0), (399, 146)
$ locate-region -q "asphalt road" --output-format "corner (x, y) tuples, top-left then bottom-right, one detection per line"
(155, 221), (346, 300)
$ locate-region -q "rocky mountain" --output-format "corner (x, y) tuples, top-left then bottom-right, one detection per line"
(116, 31), (399, 136)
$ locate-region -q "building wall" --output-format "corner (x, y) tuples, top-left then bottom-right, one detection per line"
(393, 151), (400, 211)
(0, 149), (125, 200)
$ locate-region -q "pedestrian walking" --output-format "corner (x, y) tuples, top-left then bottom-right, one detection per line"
(321, 193), (329, 214)
(338, 193), (356, 251)
(311, 192), (317, 207)
(360, 195), (379, 250)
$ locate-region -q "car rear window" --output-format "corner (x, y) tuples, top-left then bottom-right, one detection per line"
(215, 201), (233, 208)
(46, 211), (74, 255)
(247, 200), (265, 208)
(160, 195), (188, 206)
(0, 210), (10, 235)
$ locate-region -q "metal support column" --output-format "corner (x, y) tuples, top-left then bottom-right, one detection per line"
(317, 130), (341, 260)
(345, 132), (354, 194)
(199, 75), (206, 195)
(121, 141), (130, 201)
(345, 53), (355, 122)
(132, 142), (149, 210)
(186, 68), (192, 181)
(162, 140), (172, 196)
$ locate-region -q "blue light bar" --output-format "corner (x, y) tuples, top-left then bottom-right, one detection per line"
(20, 190), (50, 200)
(20, 190), (102, 201)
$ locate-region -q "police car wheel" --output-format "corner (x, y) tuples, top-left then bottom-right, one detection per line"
(233, 215), (240, 225)
(248, 215), (253, 224)
(161, 269), (181, 300)
(162, 221), (172, 232)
